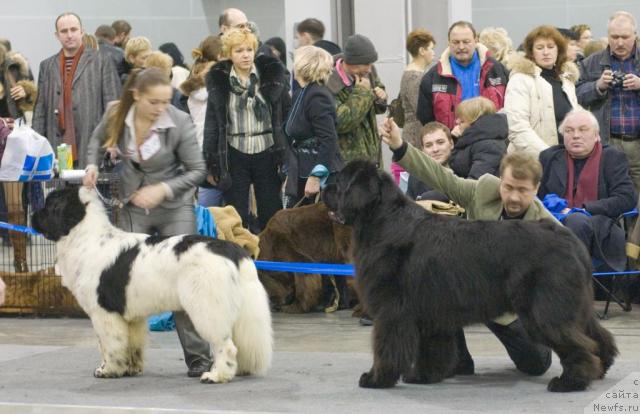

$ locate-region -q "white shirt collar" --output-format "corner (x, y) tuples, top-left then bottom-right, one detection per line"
(124, 104), (176, 132)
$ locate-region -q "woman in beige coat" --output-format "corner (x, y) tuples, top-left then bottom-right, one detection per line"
(504, 26), (580, 155)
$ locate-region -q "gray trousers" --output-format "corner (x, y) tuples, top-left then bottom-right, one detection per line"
(118, 203), (212, 368)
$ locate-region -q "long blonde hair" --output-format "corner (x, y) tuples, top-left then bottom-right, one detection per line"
(104, 68), (170, 148)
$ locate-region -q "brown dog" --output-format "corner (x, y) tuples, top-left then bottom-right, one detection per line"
(258, 202), (356, 313)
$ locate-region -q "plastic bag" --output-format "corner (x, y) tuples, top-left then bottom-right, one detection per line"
(148, 312), (175, 331)
(0, 121), (54, 181)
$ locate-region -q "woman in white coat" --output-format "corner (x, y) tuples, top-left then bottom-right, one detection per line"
(504, 25), (580, 155)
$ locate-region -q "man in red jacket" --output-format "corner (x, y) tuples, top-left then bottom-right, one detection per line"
(417, 21), (508, 130)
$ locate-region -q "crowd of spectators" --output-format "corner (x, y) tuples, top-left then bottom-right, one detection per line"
(1, 7), (640, 370)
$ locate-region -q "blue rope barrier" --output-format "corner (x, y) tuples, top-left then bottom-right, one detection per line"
(254, 260), (354, 276)
(593, 270), (640, 277)
(0, 221), (42, 236)
(2, 220), (640, 278)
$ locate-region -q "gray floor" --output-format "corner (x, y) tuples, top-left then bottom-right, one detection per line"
(0, 303), (639, 414)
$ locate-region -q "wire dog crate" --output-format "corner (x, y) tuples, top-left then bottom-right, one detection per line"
(0, 175), (119, 316)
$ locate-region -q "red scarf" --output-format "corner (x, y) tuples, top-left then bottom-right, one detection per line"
(564, 141), (602, 208)
(57, 44), (85, 161)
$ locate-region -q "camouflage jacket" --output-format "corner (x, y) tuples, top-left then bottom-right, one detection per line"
(326, 58), (386, 165)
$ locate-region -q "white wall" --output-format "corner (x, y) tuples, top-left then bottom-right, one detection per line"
(1, 0), (288, 80)
(411, 0), (450, 58)
(472, 0), (640, 49)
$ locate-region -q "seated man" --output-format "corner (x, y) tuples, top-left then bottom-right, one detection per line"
(380, 117), (552, 377)
(406, 122), (453, 202)
(538, 109), (637, 272)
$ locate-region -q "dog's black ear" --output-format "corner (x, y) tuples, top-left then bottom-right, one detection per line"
(376, 169), (405, 205)
(339, 161), (381, 223)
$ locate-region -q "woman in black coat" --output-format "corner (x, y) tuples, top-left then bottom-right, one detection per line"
(203, 28), (291, 231)
(284, 45), (343, 206)
(449, 96), (507, 179)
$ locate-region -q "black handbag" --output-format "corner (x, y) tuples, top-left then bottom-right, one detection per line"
(291, 137), (320, 178)
(285, 87), (320, 178)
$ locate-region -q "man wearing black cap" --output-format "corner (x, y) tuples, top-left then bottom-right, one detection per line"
(325, 34), (387, 165)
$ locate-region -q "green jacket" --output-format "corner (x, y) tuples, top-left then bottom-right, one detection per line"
(398, 144), (557, 222)
(326, 60), (386, 165)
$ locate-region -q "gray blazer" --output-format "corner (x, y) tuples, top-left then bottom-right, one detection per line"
(32, 48), (121, 167)
(86, 105), (206, 209)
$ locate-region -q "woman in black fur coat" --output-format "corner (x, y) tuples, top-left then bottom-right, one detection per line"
(203, 28), (291, 231)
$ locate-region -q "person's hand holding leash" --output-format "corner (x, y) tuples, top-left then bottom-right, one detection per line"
(304, 176), (321, 198)
(83, 165), (98, 187)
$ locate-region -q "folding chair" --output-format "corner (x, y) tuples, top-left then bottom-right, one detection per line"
(593, 209), (638, 319)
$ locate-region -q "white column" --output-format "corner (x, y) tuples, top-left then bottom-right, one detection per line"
(352, 0), (407, 98)
(448, 0), (473, 23)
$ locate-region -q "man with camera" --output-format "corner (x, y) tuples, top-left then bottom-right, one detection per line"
(577, 11), (640, 190)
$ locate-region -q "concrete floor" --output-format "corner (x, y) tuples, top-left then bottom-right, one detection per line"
(0, 302), (638, 414)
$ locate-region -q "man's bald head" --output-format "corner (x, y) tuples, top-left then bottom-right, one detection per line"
(219, 8), (248, 34)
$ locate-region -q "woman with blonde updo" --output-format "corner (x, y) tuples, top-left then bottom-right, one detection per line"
(478, 26), (514, 67)
(284, 45), (343, 206)
(203, 28), (290, 231)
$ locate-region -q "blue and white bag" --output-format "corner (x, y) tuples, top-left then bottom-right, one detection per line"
(0, 120), (54, 181)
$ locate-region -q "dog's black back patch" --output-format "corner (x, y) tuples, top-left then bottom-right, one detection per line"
(97, 245), (140, 314)
(173, 235), (248, 266)
(145, 235), (170, 246)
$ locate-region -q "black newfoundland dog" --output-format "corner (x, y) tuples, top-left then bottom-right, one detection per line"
(322, 160), (617, 392)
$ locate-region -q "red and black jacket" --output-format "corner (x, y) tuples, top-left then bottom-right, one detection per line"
(417, 44), (508, 129)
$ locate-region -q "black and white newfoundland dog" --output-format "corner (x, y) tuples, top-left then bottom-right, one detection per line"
(322, 160), (618, 392)
(32, 186), (273, 383)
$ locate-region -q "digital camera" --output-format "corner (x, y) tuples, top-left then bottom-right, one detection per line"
(610, 71), (626, 88)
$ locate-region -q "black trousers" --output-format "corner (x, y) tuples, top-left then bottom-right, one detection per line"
(224, 146), (282, 232)
(457, 319), (551, 376)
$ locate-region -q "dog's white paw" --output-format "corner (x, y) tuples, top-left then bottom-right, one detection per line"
(94, 365), (124, 378)
(200, 368), (234, 384)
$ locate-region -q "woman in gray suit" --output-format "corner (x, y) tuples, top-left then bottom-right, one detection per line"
(83, 68), (211, 377)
